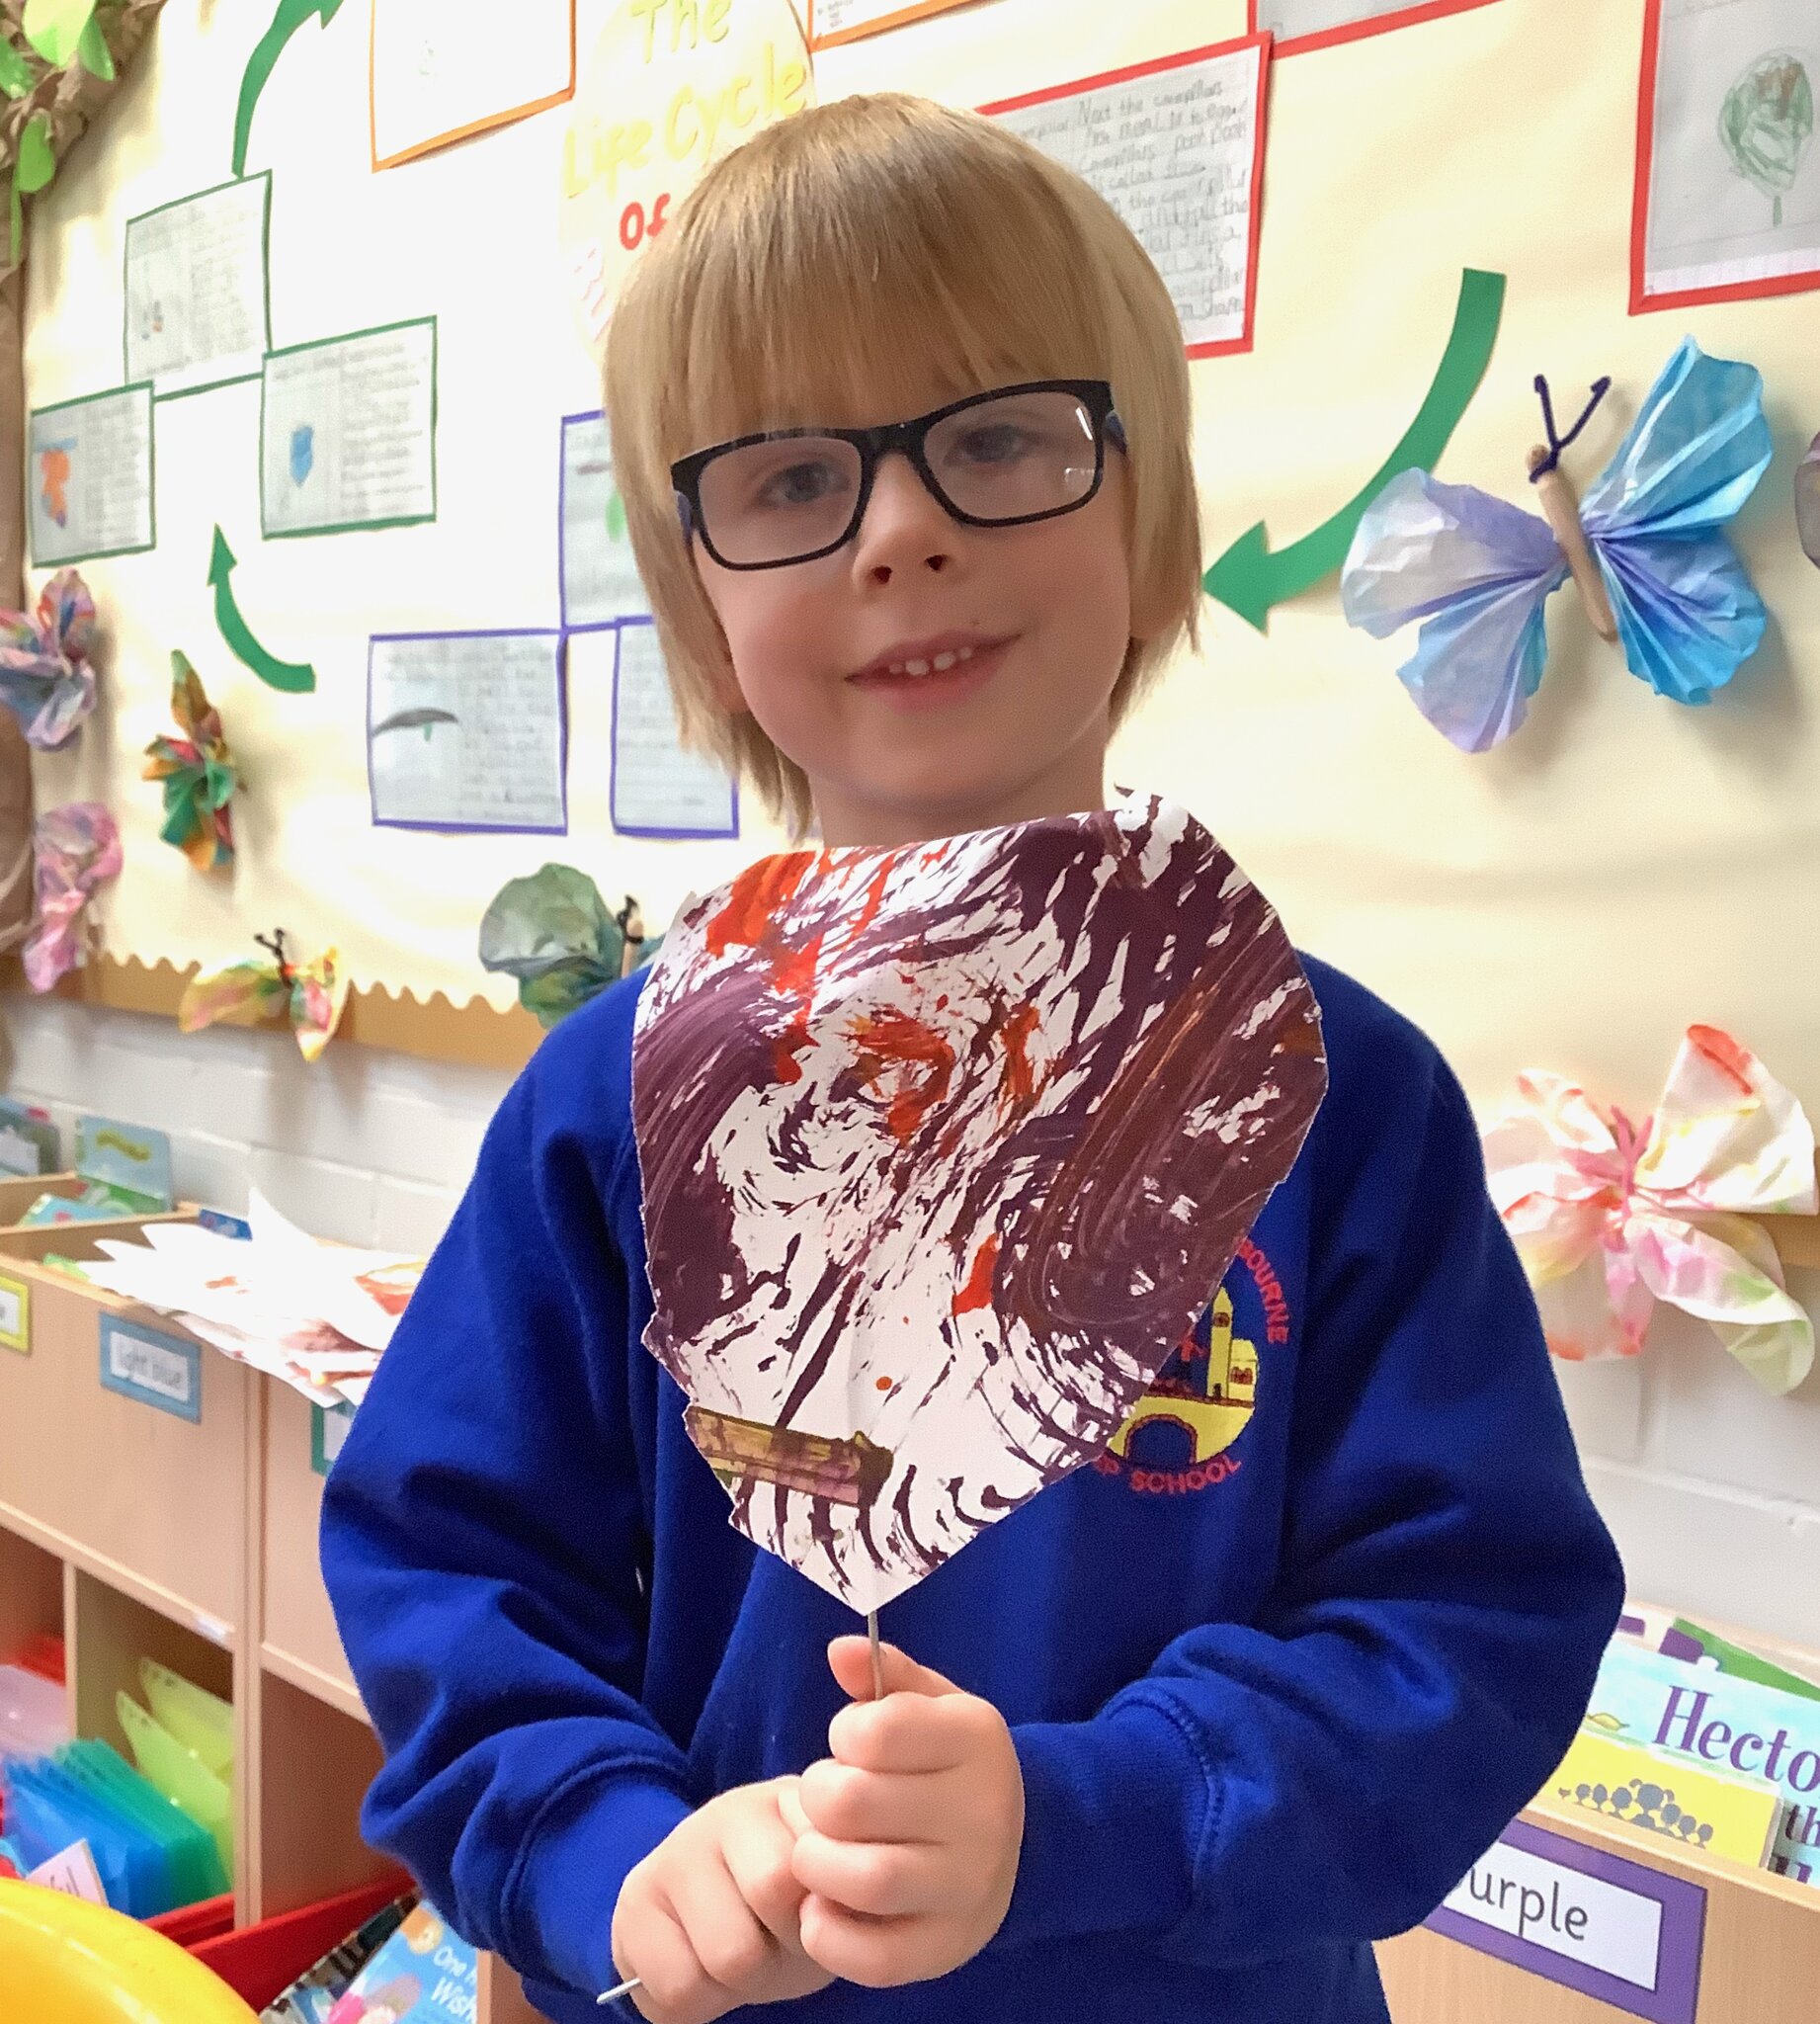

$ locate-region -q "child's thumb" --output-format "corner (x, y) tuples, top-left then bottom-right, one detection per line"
(827, 1634), (957, 1702)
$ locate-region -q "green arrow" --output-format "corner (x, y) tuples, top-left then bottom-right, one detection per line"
(234, 0), (346, 179)
(1203, 267), (1507, 632)
(208, 528), (316, 694)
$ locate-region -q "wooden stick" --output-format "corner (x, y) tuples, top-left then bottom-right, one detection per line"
(1528, 445), (1618, 642)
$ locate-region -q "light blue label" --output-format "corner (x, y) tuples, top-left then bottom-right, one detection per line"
(99, 1315), (201, 1423)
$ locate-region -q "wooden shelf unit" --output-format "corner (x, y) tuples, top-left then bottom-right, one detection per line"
(0, 1220), (545, 2021)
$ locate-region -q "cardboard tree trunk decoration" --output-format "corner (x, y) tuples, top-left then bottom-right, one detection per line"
(631, 794), (1328, 1617)
(0, 2), (169, 957)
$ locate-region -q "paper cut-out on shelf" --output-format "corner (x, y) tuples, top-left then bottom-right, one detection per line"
(1482, 1025), (1817, 1395)
(143, 653), (237, 873)
(0, 566), (97, 750)
(1203, 267), (1506, 630)
(179, 929), (348, 1062)
(24, 801), (119, 992)
(478, 863), (660, 1029)
(208, 528), (315, 694)
(1342, 337), (1771, 750)
(630, 792), (1327, 1614)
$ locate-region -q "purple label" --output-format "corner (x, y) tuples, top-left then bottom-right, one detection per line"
(1426, 1816), (1705, 2024)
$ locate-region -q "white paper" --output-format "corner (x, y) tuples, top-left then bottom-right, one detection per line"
(610, 622), (738, 837)
(372, 0), (574, 166)
(561, 411), (649, 627)
(124, 176), (270, 397)
(27, 386), (154, 566)
(28, 1840), (109, 1905)
(990, 44), (1265, 353)
(262, 321), (437, 537)
(813, 0), (931, 37)
(1644, 0), (1820, 297)
(1257, 1), (1461, 39)
(370, 630), (566, 831)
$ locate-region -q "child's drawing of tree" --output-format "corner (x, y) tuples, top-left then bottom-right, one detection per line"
(1719, 49), (1815, 229)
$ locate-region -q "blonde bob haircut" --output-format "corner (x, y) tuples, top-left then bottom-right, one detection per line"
(605, 92), (1201, 839)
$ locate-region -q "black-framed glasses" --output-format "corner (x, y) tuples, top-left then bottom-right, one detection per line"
(671, 380), (1127, 571)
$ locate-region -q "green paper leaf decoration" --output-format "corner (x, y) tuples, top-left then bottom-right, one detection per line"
(22, 0), (99, 70)
(477, 863), (661, 1028)
(17, 113), (56, 195)
(0, 42), (38, 98)
(75, 13), (114, 79)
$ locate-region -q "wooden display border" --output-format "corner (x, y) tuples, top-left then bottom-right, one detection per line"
(1, 953), (542, 1073)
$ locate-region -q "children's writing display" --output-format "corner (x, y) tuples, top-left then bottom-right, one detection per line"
(8, 0), (1817, 1146)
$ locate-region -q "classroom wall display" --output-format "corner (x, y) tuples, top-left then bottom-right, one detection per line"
(806, 0), (977, 53)
(12, 0), (1820, 1131)
(1251, 0), (1502, 59)
(371, 0), (578, 171)
(1633, 0), (1820, 313)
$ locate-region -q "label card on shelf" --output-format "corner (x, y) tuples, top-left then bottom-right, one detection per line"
(99, 1315), (203, 1423)
(0, 1273), (30, 1354)
(312, 1400), (355, 1476)
(1427, 1817), (1705, 2023)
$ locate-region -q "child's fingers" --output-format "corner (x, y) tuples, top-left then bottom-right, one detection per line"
(721, 1797), (812, 1946)
(829, 1685), (987, 1773)
(798, 1756), (943, 1844)
(797, 1894), (932, 1989)
(791, 1827), (951, 1918)
(618, 1899), (719, 2024)
(827, 1635), (957, 1703)
(668, 1850), (784, 2002)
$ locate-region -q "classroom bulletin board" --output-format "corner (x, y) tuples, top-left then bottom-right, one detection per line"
(16, 0), (1820, 1127)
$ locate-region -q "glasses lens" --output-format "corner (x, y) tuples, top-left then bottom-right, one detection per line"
(924, 390), (1101, 525)
(696, 436), (865, 565)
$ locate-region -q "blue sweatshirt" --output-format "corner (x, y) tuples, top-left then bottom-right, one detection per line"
(320, 956), (1623, 2024)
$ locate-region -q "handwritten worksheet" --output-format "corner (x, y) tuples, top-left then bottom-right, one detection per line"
(372, 0), (576, 167)
(368, 630), (567, 833)
(807, 0), (971, 49)
(983, 36), (1272, 358)
(124, 175), (271, 398)
(28, 385), (155, 567)
(1635, 0), (1820, 310)
(561, 410), (649, 629)
(262, 319), (438, 539)
(602, 622), (739, 839)
(1253, 1), (1499, 56)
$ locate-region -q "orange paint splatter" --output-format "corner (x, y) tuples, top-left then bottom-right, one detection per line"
(841, 853), (899, 950)
(705, 853), (814, 957)
(998, 1001), (1040, 1107)
(850, 1007), (954, 1142)
(952, 1232), (1000, 1315)
(875, 1375), (893, 1392)
(1687, 1025), (1757, 1098)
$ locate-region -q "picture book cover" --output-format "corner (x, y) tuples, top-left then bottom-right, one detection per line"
(1545, 1727), (1780, 1868)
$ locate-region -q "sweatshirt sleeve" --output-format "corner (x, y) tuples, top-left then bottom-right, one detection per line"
(318, 1043), (693, 1999)
(992, 1007), (1625, 1967)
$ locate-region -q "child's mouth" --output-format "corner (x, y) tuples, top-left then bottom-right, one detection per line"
(847, 635), (1013, 707)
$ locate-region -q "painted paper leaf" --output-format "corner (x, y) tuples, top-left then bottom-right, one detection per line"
(631, 794), (1327, 1611)
(478, 863), (660, 1027)
(286, 949), (350, 1063)
(142, 651), (235, 873)
(179, 961), (287, 1035)
(0, 565), (98, 750)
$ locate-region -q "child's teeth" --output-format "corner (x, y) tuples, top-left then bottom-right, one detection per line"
(955, 644), (974, 661)
(904, 658), (931, 676)
(932, 651), (956, 671)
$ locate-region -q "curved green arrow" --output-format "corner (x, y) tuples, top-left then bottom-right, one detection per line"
(209, 528), (316, 694)
(234, 0), (346, 179)
(1203, 268), (1507, 632)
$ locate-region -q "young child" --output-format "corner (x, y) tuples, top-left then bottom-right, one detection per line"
(322, 93), (1624, 2024)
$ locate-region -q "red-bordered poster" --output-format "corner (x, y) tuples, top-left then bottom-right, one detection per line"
(806, 0), (972, 51)
(1631, 0), (1820, 314)
(981, 35), (1273, 363)
(1249, 0), (1500, 59)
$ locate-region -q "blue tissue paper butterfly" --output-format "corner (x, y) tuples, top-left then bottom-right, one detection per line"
(1340, 337), (1772, 751)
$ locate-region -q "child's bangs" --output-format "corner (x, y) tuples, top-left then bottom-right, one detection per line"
(670, 112), (1117, 455)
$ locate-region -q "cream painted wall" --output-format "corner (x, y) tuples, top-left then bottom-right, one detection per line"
(8, 0), (1820, 1641)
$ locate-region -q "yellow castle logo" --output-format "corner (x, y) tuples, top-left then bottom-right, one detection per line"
(1109, 1287), (1258, 1466)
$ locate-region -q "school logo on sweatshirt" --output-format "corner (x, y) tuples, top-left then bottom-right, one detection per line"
(1094, 1237), (1289, 1496)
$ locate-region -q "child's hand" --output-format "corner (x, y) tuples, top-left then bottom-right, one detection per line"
(791, 1639), (1026, 1987)
(610, 1777), (834, 2024)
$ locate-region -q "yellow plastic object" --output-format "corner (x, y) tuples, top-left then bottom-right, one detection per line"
(116, 1692), (234, 1877)
(139, 1658), (234, 1777)
(0, 1876), (257, 2022)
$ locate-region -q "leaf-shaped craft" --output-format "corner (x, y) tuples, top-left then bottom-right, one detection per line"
(0, 565), (98, 749)
(478, 863), (661, 1028)
(179, 930), (349, 1063)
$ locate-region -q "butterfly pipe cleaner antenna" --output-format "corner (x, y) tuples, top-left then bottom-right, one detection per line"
(598, 1610), (890, 2007)
(252, 928), (294, 983)
(1527, 373), (1618, 642)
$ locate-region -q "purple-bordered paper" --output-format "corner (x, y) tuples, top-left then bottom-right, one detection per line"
(559, 409), (650, 632)
(1426, 1815), (1705, 2024)
(367, 628), (568, 835)
(602, 619), (739, 840)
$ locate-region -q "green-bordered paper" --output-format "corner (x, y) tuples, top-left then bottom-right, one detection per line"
(0, 1271), (31, 1354)
(311, 1399), (355, 1476)
(124, 172), (273, 400)
(27, 383), (156, 567)
(260, 316), (438, 540)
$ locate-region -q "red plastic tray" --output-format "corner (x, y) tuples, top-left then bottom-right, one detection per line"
(189, 1874), (411, 2009)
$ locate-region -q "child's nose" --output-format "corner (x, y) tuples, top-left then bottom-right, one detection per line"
(851, 452), (955, 583)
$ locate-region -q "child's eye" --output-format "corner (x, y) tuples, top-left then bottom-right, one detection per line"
(754, 459), (848, 510)
(950, 423), (1038, 467)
